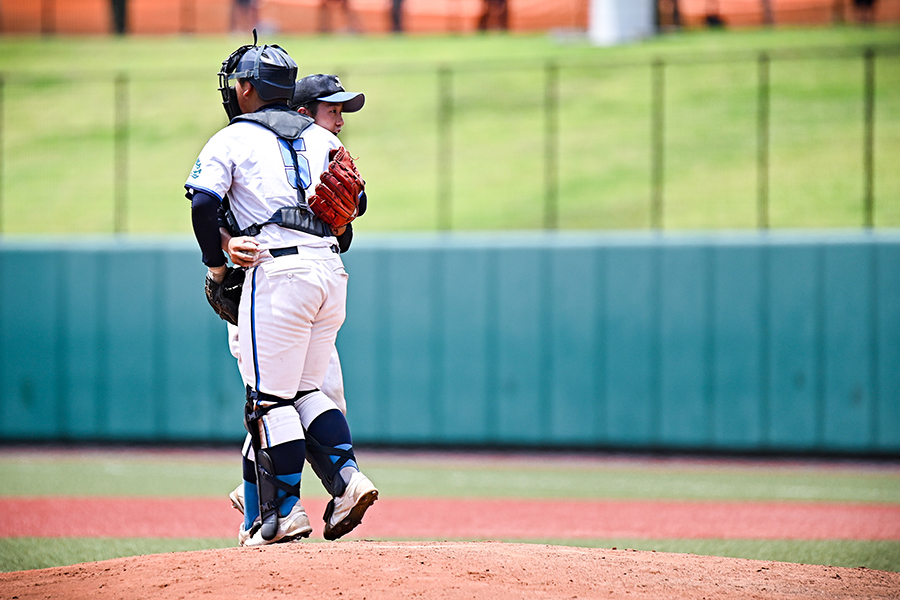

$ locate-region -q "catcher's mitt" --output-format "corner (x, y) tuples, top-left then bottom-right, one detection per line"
(204, 266), (245, 326)
(308, 146), (364, 230)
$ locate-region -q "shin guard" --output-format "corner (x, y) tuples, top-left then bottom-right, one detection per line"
(244, 386), (302, 540)
(255, 448), (279, 541)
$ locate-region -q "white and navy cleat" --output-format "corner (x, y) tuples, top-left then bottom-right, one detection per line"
(239, 502), (312, 547)
(323, 471), (378, 541)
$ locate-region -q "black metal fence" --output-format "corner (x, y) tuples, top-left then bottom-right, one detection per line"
(0, 44), (898, 235)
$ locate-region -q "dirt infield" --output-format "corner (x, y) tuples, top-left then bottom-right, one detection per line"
(2, 497), (899, 541)
(2, 541), (899, 600)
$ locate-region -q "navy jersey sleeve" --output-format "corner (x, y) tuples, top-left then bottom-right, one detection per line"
(336, 190), (367, 253)
(336, 224), (353, 253)
(189, 189), (227, 268)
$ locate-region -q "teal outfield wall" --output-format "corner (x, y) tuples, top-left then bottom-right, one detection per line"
(1, 231), (898, 454)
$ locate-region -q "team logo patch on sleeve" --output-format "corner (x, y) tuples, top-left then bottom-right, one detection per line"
(191, 159), (202, 179)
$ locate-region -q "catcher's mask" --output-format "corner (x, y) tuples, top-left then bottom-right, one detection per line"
(218, 29), (298, 121)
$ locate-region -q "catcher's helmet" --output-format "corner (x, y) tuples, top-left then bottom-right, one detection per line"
(218, 30), (298, 121)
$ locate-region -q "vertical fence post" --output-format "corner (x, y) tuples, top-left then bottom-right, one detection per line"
(757, 51), (770, 230)
(863, 47), (875, 228)
(437, 66), (453, 232)
(651, 58), (665, 231)
(544, 61), (559, 231)
(114, 72), (128, 234)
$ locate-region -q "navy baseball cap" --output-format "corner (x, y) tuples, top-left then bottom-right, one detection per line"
(291, 74), (365, 113)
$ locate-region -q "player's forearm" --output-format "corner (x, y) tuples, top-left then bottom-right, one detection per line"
(220, 227), (233, 253)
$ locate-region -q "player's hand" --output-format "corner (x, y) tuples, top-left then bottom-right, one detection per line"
(227, 236), (260, 267)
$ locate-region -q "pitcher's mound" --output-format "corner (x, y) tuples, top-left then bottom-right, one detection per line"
(1, 541), (897, 599)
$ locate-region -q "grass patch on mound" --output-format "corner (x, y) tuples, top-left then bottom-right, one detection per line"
(0, 537), (234, 572)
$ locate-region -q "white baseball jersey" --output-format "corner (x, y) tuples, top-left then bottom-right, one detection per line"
(186, 121), (341, 252)
(188, 114), (348, 438)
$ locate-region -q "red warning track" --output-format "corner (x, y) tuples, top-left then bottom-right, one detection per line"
(2, 497), (898, 541)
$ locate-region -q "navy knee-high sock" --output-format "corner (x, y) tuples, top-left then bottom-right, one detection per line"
(307, 409), (359, 476)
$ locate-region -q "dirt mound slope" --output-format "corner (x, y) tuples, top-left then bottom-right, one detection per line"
(2, 541), (898, 600)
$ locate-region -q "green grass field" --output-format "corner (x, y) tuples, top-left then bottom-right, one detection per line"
(0, 25), (898, 234)
(1, 448), (898, 573)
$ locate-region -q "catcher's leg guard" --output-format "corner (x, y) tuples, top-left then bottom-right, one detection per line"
(244, 387), (303, 542)
(240, 449), (259, 529)
(255, 448), (279, 541)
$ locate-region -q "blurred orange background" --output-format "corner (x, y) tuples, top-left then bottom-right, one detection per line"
(2, 0), (898, 36)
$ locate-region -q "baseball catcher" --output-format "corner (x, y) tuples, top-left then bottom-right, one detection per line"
(187, 34), (378, 547)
